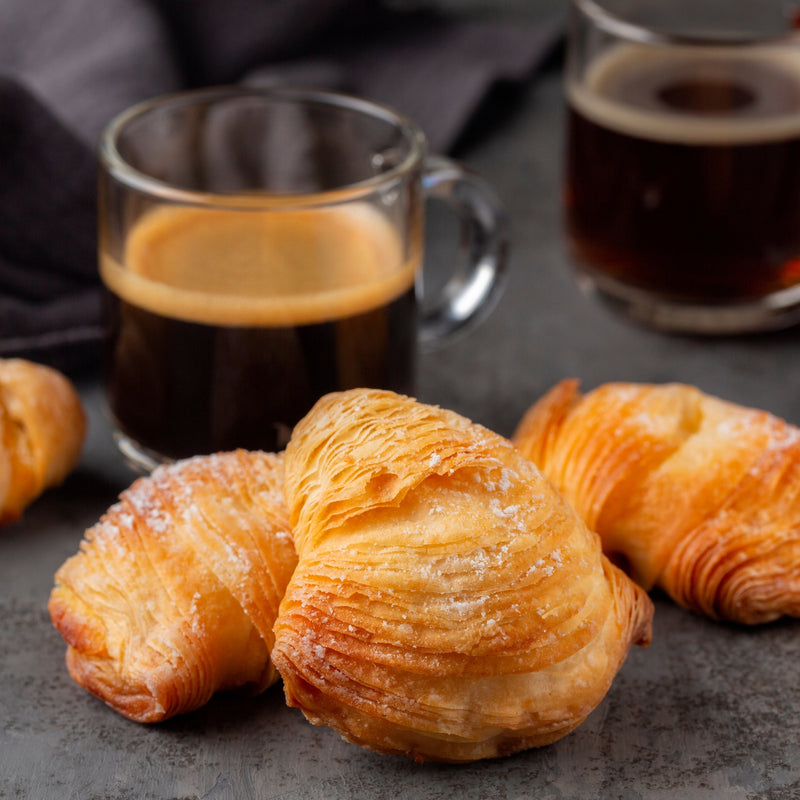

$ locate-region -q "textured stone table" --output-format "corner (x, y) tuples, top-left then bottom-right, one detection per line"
(2, 4), (800, 798)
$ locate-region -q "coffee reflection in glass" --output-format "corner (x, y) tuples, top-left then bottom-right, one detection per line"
(99, 87), (507, 471)
(565, 0), (800, 333)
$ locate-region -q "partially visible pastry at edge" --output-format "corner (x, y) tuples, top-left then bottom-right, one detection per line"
(49, 450), (297, 722)
(272, 389), (652, 763)
(0, 358), (86, 525)
(513, 379), (800, 624)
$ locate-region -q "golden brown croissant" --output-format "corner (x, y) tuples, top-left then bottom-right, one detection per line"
(0, 357), (85, 525)
(513, 379), (800, 625)
(272, 389), (652, 763)
(49, 450), (297, 722)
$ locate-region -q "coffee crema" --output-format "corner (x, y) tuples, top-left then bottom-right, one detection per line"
(566, 43), (800, 303)
(568, 44), (800, 144)
(102, 204), (420, 459)
(101, 204), (418, 326)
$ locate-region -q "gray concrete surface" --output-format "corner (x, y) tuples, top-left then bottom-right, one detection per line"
(2, 4), (800, 798)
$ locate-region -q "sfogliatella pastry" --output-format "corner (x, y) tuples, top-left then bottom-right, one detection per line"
(0, 357), (86, 525)
(272, 389), (652, 763)
(49, 450), (297, 722)
(513, 379), (800, 625)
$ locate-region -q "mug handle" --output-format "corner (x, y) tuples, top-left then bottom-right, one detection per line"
(418, 155), (509, 352)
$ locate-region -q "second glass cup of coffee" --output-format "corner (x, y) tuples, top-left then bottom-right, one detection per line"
(99, 86), (507, 471)
(565, 0), (800, 333)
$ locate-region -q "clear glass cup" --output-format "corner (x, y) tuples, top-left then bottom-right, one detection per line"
(565, 0), (800, 334)
(99, 86), (507, 471)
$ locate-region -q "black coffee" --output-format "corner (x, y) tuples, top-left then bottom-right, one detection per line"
(102, 204), (419, 458)
(566, 45), (800, 302)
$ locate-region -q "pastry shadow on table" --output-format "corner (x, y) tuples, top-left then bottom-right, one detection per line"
(141, 683), (571, 777)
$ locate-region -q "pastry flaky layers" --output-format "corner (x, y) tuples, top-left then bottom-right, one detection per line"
(513, 380), (800, 625)
(0, 358), (85, 525)
(49, 450), (297, 722)
(272, 389), (652, 763)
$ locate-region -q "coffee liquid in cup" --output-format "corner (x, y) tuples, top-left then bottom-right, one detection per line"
(566, 44), (800, 302)
(101, 204), (419, 459)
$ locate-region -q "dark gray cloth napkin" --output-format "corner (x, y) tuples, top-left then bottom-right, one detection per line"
(0, 0), (561, 375)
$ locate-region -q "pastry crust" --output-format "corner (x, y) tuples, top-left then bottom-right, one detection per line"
(49, 450), (297, 722)
(0, 358), (86, 524)
(272, 389), (652, 762)
(513, 379), (800, 624)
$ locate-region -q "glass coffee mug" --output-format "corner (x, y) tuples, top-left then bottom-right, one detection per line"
(566, 0), (800, 334)
(99, 86), (507, 471)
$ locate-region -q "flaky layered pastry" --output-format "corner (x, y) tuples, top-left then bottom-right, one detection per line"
(0, 358), (85, 525)
(272, 389), (652, 763)
(513, 379), (800, 625)
(49, 450), (297, 722)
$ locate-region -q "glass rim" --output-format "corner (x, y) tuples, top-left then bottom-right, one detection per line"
(99, 84), (428, 208)
(573, 0), (800, 47)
